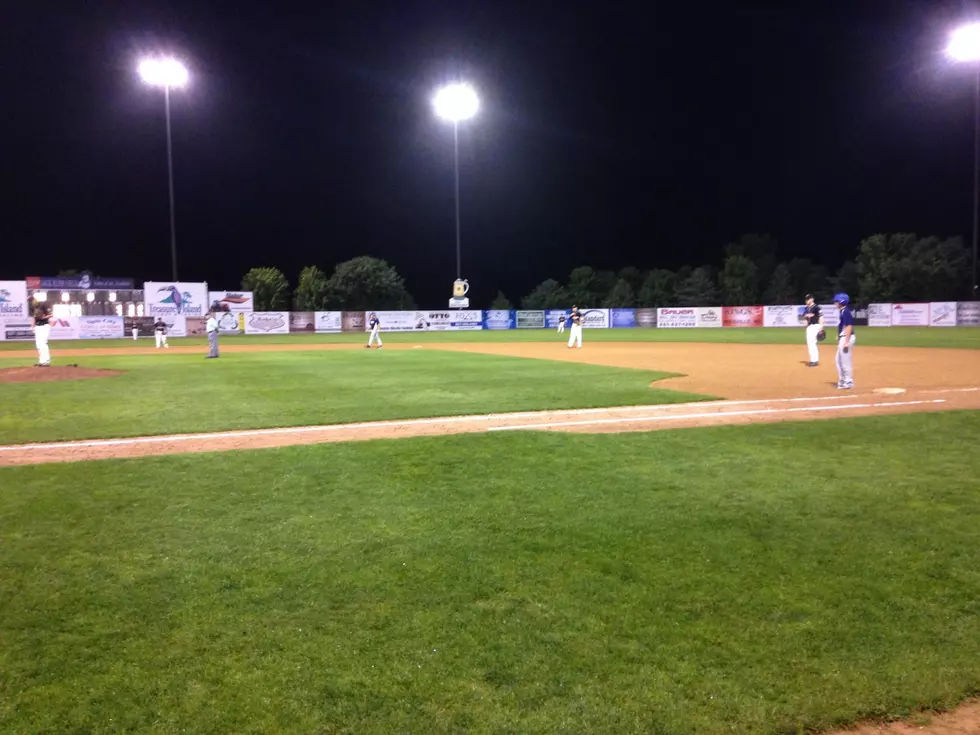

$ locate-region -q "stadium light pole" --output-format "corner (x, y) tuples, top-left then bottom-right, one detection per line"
(946, 23), (980, 297)
(432, 83), (479, 280)
(139, 57), (189, 282)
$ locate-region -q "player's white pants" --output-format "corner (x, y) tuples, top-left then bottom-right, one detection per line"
(836, 334), (856, 386)
(35, 324), (51, 365)
(368, 326), (383, 347)
(805, 324), (822, 363)
(567, 323), (582, 348)
(132, 328), (138, 341)
(155, 332), (168, 348)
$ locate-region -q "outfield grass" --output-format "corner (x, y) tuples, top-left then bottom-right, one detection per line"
(2, 412), (980, 734)
(0, 351), (706, 445)
(1, 326), (978, 351)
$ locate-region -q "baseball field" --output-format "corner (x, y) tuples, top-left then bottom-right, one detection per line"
(2, 327), (979, 734)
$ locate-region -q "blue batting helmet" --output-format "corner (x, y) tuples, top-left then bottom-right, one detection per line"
(834, 292), (850, 306)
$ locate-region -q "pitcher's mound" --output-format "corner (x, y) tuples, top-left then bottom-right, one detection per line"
(0, 365), (124, 384)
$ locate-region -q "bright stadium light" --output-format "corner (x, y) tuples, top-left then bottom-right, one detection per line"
(86, 292), (95, 302)
(34, 291), (47, 302)
(108, 292), (117, 302)
(61, 292), (70, 302)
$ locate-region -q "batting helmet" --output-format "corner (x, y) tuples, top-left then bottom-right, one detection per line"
(834, 292), (850, 306)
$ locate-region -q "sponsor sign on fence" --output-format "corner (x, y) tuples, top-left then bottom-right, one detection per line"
(636, 308), (658, 327)
(957, 301), (980, 326)
(245, 311), (289, 334)
(314, 311), (342, 333)
(658, 307), (696, 328)
(696, 307), (722, 328)
(49, 316), (80, 340)
(1, 319), (33, 340)
(867, 304), (891, 327)
(162, 316), (187, 338)
(289, 311), (316, 332)
(891, 303), (929, 326)
(581, 308), (610, 328)
(763, 305), (801, 327)
(423, 310), (484, 331)
(722, 306), (763, 327)
(342, 311), (365, 332)
(208, 291), (254, 313)
(819, 305), (841, 329)
(483, 310), (515, 330)
(516, 310), (545, 329)
(78, 315), (124, 339)
(0, 281), (29, 319)
(545, 310), (569, 329)
(217, 312), (245, 333)
(610, 308), (636, 328)
(186, 317), (207, 337)
(28, 276), (133, 290)
(369, 311), (424, 332)
(930, 302), (958, 327)
(144, 281), (209, 317)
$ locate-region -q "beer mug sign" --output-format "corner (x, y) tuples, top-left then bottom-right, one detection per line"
(452, 279), (469, 298)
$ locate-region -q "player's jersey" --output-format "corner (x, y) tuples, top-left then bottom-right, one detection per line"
(838, 307), (854, 338)
(803, 303), (821, 326)
(570, 309), (582, 326)
(369, 317), (380, 330)
(34, 305), (51, 326)
(154, 320), (167, 333)
(558, 315), (566, 323)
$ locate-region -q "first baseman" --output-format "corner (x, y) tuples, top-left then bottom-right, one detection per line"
(802, 294), (824, 367)
(567, 305), (583, 348)
(32, 300), (53, 367)
(834, 293), (855, 389)
(367, 312), (383, 348)
(154, 318), (169, 349)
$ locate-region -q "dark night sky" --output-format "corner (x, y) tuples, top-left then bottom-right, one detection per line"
(3, 1), (979, 306)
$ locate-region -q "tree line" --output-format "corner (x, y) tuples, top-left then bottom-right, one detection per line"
(520, 233), (974, 309)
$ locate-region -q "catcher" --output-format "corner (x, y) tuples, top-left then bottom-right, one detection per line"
(802, 294), (825, 367)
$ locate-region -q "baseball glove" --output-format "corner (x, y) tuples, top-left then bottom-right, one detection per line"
(816, 329), (826, 342)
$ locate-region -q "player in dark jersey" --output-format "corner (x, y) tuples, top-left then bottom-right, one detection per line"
(367, 312), (383, 349)
(802, 294), (824, 367)
(567, 305), (583, 348)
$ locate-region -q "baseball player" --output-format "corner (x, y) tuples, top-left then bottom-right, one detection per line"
(567, 305), (583, 348)
(557, 313), (566, 333)
(367, 312), (383, 348)
(206, 311), (220, 358)
(154, 318), (169, 349)
(834, 293), (855, 389)
(32, 300), (53, 367)
(132, 324), (139, 340)
(802, 294), (825, 367)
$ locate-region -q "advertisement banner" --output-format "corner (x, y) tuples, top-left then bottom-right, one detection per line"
(78, 315), (124, 339)
(580, 308), (610, 328)
(314, 311), (342, 333)
(763, 305), (801, 328)
(342, 311), (366, 333)
(483, 310), (515, 330)
(695, 307), (722, 328)
(0, 280), (29, 319)
(891, 303), (929, 327)
(516, 310), (545, 329)
(819, 305), (841, 329)
(217, 311), (245, 334)
(245, 311), (290, 335)
(27, 276), (133, 290)
(610, 308), (636, 328)
(657, 307), (697, 328)
(161, 315), (186, 338)
(929, 302), (958, 327)
(289, 311), (316, 332)
(48, 316), (80, 340)
(867, 304), (892, 327)
(144, 281), (209, 317)
(124, 316), (155, 338)
(417, 310), (483, 331)
(635, 308), (658, 327)
(368, 311), (423, 332)
(208, 291), (254, 313)
(956, 301), (980, 326)
(186, 316), (207, 337)
(722, 306), (764, 327)
(1, 319), (34, 341)
(545, 310), (569, 329)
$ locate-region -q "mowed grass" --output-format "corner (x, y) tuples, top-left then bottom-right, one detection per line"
(0, 350), (706, 445)
(2, 412), (980, 734)
(0, 326), (978, 351)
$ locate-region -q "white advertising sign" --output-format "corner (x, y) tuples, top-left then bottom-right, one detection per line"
(289, 311), (316, 332)
(217, 312), (245, 334)
(929, 302), (958, 327)
(819, 305), (840, 328)
(1, 319), (34, 341)
(208, 291), (254, 313)
(957, 301), (980, 326)
(158, 315), (186, 338)
(891, 303), (929, 326)
(417, 310), (484, 331)
(867, 304), (891, 327)
(763, 305), (802, 328)
(657, 307), (697, 328)
(0, 281), (29, 319)
(245, 311), (290, 334)
(144, 282), (209, 317)
(369, 311), (425, 332)
(47, 316), (80, 340)
(695, 307), (722, 328)
(580, 308), (610, 328)
(314, 311), (342, 333)
(78, 316), (124, 339)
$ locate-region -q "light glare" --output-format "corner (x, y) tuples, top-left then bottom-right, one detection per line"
(34, 291), (47, 302)
(433, 83), (479, 123)
(947, 23), (980, 62)
(139, 57), (189, 88)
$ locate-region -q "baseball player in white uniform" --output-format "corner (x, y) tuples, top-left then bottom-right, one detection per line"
(154, 318), (169, 349)
(802, 294), (824, 367)
(32, 301), (53, 367)
(367, 312), (383, 348)
(567, 305), (583, 348)
(557, 314), (566, 333)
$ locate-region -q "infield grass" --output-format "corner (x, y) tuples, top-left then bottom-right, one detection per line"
(0, 350), (706, 445)
(2, 412), (980, 734)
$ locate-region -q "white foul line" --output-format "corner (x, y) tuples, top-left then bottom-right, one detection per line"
(487, 399), (947, 432)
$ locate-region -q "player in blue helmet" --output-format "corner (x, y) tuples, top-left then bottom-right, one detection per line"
(834, 293), (855, 389)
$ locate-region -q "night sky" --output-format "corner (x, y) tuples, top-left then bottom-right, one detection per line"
(3, 1), (979, 306)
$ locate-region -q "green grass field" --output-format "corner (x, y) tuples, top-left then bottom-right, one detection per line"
(1, 326), (979, 351)
(3, 412), (980, 734)
(0, 351), (707, 445)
